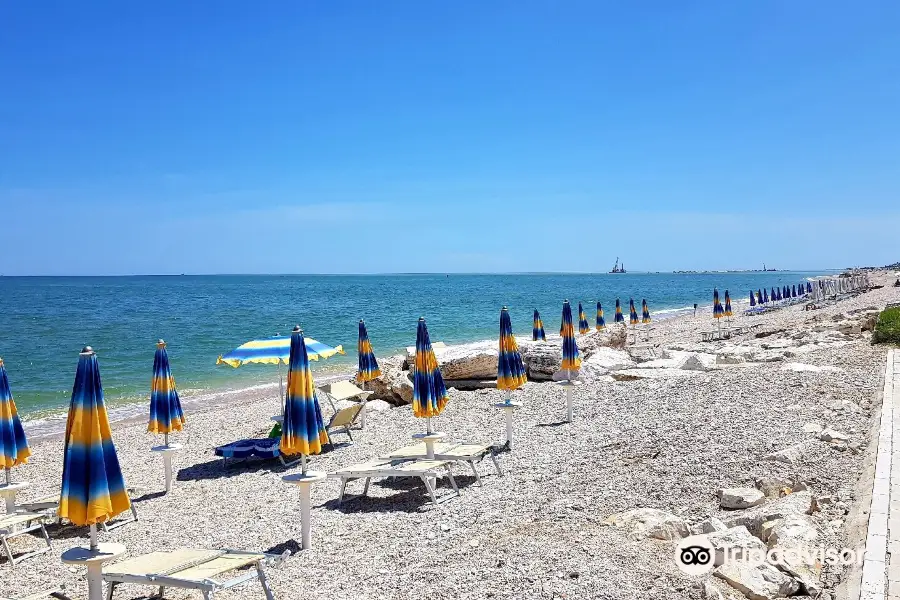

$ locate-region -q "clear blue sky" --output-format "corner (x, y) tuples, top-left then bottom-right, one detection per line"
(1, 1), (897, 275)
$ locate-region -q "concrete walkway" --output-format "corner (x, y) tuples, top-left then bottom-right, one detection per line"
(861, 348), (899, 599)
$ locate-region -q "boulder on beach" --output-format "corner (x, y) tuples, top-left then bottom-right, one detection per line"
(604, 507), (689, 540)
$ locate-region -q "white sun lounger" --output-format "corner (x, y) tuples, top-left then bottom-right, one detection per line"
(0, 512), (51, 566)
(328, 458), (460, 506)
(15, 487), (141, 532)
(383, 442), (503, 485)
(103, 548), (287, 600)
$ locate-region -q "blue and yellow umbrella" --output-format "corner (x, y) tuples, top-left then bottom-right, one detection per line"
(356, 320), (382, 384)
(763, 288), (769, 304)
(749, 291), (756, 307)
(532, 309), (546, 341)
(578, 302), (590, 334)
(280, 326), (329, 462)
(614, 298), (624, 323)
(560, 301), (581, 373)
(807, 282), (812, 294)
(218, 335), (343, 367)
(497, 307), (527, 393)
(723, 291), (733, 317)
(148, 340), (185, 441)
(0, 359), (30, 482)
(412, 318), (449, 420)
(792, 284), (797, 298)
(713, 289), (724, 318)
(757, 289), (763, 304)
(596, 302), (606, 331)
(771, 287), (777, 302)
(629, 298), (639, 325)
(58, 347), (131, 529)
(641, 299), (651, 324)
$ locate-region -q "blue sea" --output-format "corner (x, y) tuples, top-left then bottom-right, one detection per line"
(0, 272), (827, 419)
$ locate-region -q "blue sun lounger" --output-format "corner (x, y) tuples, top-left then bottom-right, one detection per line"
(214, 438), (300, 468)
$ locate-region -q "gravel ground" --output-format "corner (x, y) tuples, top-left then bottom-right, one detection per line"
(2, 272), (898, 600)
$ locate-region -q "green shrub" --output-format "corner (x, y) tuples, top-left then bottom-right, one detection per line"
(873, 307), (900, 345)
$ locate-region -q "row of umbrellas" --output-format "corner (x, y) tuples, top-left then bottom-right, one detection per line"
(531, 298), (652, 340)
(747, 281), (813, 308)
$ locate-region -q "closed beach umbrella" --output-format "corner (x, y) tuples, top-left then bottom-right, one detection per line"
(59, 347), (131, 600)
(757, 289), (763, 304)
(0, 358), (30, 485)
(560, 301), (581, 421)
(578, 302), (590, 334)
(615, 298), (624, 323)
(771, 287), (777, 302)
(412, 317), (449, 422)
(749, 291), (756, 307)
(641, 299), (651, 324)
(148, 341), (185, 441)
(356, 320), (381, 384)
(792, 284), (797, 298)
(59, 347), (131, 529)
(497, 307), (527, 394)
(532, 309), (546, 341)
(763, 288), (769, 303)
(807, 282), (812, 294)
(280, 326), (329, 464)
(723, 291), (733, 317)
(713, 289), (724, 318)
(596, 302), (606, 331)
(560, 301), (581, 374)
(628, 299), (639, 325)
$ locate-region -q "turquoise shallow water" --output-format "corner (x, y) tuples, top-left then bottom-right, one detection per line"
(0, 272), (827, 418)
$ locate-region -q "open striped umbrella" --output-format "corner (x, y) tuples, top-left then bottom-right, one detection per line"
(497, 307), (527, 395)
(0, 359), (30, 484)
(412, 317), (449, 422)
(596, 302), (606, 331)
(578, 303), (590, 334)
(356, 320), (381, 384)
(628, 299), (639, 325)
(280, 326), (329, 469)
(614, 299), (624, 323)
(642, 299), (651, 324)
(218, 335), (343, 367)
(148, 341), (185, 442)
(750, 291), (756, 307)
(532, 309), (546, 341)
(59, 347), (131, 533)
(560, 301), (581, 374)
(723, 291), (733, 317)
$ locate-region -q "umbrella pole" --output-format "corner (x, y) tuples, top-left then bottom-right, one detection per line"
(4, 467), (9, 486)
(566, 370), (573, 422)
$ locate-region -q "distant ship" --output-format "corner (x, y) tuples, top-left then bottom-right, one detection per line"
(610, 257), (626, 273)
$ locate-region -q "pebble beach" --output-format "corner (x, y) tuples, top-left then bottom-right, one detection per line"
(3, 270), (899, 600)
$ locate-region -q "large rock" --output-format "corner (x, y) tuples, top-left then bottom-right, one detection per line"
(579, 348), (635, 381)
(366, 355), (414, 405)
(703, 578), (748, 600)
(692, 517), (728, 535)
(682, 353), (719, 371)
(604, 508), (689, 541)
(520, 341), (563, 381)
(764, 441), (823, 465)
(720, 491), (816, 536)
(819, 428), (849, 443)
(718, 488), (766, 510)
(714, 562), (800, 600)
(707, 526), (767, 566)
(430, 340), (498, 380)
(766, 516), (822, 596)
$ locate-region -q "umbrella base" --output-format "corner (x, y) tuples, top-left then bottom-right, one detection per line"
(412, 432), (446, 460)
(283, 472), (326, 550)
(62, 542), (126, 600)
(151, 444), (183, 494)
(493, 401), (522, 450)
(0, 481), (29, 514)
